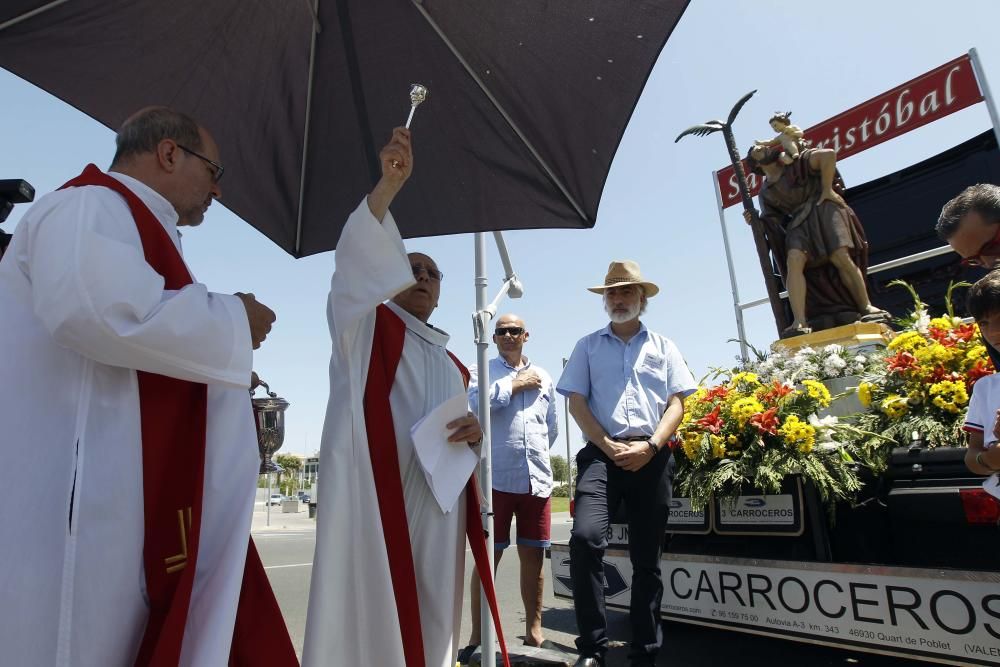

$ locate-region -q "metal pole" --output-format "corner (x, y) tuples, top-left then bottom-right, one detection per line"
(970, 48), (1000, 149)
(474, 232), (497, 664)
(562, 358), (572, 498)
(266, 472), (271, 527)
(713, 171), (749, 360)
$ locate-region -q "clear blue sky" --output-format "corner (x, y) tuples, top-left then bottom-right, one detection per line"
(3, 1), (999, 460)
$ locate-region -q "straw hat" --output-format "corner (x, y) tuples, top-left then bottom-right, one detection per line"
(587, 260), (659, 297)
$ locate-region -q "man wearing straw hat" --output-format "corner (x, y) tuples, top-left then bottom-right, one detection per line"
(557, 260), (697, 667)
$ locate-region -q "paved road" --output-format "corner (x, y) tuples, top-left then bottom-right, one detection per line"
(253, 505), (923, 666)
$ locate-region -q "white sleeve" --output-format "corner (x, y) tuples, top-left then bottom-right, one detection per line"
(25, 188), (251, 388)
(965, 377), (992, 433)
(328, 198), (415, 344)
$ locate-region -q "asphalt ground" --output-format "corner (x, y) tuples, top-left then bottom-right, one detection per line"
(253, 503), (925, 666)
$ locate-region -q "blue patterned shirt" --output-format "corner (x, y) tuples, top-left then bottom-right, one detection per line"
(469, 356), (559, 496)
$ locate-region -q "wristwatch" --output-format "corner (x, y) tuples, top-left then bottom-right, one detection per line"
(646, 440), (660, 456)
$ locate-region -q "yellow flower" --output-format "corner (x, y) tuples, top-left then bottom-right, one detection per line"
(929, 316), (961, 330)
(888, 331), (927, 353)
(802, 379), (832, 407)
(681, 431), (702, 460)
(967, 344), (989, 363)
(709, 435), (727, 459)
(730, 397), (764, 426)
(857, 382), (873, 408)
(914, 343), (955, 369)
(880, 394), (908, 420)
(777, 415), (816, 453)
(929, 380), (969, 414)
(728, 371), (761, 388)
(727, 435), (738, 445)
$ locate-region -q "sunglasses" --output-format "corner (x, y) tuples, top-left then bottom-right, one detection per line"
(494, 326), (524, 337)
(961, 225), (1000, 268)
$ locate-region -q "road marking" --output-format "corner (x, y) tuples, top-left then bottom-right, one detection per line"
(264, 562), (313, 570)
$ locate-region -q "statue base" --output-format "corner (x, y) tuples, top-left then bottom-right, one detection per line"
(771, 321), (893, 354)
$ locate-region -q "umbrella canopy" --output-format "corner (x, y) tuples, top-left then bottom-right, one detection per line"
(0, 0), (688, 257)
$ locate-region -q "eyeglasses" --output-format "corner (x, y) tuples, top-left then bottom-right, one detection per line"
(494, 326), (524, 337)
(177, 144), (225, 183)
(411, 263), (443, 282)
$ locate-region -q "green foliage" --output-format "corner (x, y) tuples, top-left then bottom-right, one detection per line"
(551, 454), (569, 483)
(675, 437), (865, 511)
(551, 484), (571, 498)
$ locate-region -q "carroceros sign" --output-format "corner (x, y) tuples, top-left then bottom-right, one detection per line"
(716, 54), (984, 209)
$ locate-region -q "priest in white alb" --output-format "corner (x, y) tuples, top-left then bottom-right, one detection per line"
(0, 107), (296, 666)
(303, 128), (510, 667)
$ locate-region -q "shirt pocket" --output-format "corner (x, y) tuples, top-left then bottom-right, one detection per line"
(637, 352), (667, 386)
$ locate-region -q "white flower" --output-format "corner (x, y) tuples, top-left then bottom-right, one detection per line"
(914, 307), (930, 334)
(821, 356), (847, 379)
(822, 344), (844, 355)
(808, 414), (840, 429)
(808, 414), (841, 446)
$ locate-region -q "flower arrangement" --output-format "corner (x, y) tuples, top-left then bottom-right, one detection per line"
(850, 281), (993, 451)
(750, 342), (876, 385)
(675, 370), (872, 510)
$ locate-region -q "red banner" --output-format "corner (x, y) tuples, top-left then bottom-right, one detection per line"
(716, 54), (984, 209)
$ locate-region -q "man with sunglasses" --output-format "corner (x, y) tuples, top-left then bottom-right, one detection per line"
(0, 107), (291, 665)
(937, 183), (1000, 369)
(460, 315), (558, 661)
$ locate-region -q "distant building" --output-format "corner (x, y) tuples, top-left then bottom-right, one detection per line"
(304, 456), (319, 485)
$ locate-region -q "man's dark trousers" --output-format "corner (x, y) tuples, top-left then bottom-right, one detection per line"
(569, 442), (673, 664)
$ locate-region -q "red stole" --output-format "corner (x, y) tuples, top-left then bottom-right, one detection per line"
(364, 304), (510, 667)
(60, 165), (296, 667)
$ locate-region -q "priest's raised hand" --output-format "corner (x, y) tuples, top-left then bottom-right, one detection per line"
(368, 126), (413, 221)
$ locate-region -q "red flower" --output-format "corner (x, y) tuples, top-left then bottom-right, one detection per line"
(760, 380), (793, 403)
(703, 385), (729, 402)
(750, 407), (780, 435)
(967, 361), (993, 389)
(886, 351), (918, 374)
(953, 324), (977, 342)
(928, 327), (949, 344)
(695, 405), (724, 434)
(927, 365), (951, 382)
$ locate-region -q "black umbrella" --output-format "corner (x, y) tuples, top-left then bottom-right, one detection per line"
(0, 0), (688, 256)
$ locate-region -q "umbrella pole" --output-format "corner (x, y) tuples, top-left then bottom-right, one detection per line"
(473, 231), (497, 663)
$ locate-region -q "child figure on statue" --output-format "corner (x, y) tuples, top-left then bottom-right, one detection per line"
(755, 111), (807, 165)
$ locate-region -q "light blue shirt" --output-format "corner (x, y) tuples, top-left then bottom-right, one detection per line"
(556, 322), (697, 439)
(469, 356), (559, 496)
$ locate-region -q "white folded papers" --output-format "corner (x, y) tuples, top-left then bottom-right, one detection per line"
(410, 393), (479, 513)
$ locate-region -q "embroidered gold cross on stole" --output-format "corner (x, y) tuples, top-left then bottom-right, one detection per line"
(164, 507), (193, 574)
